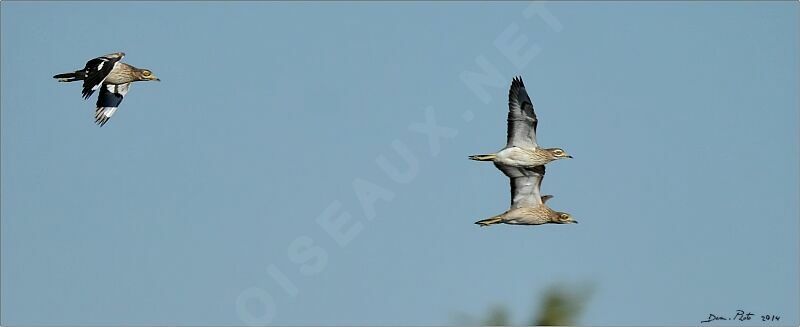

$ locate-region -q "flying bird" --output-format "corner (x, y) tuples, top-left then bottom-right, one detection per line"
(469, 76), (572, 168)
(53, 52), (160, 126)
(475, 165), (577, 226)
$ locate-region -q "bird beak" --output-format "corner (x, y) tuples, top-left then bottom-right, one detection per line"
(572, 220), (579, 224)
(566, 155), (574, 159)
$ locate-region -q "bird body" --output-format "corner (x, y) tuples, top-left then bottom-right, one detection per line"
(476, 205), (569, 226)
(103, 63), (145, 85)
(470, 146), (564, 168)
(53, 52), (159, 126)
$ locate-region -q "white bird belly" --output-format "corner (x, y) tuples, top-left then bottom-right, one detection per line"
(495, 147), (539, 167)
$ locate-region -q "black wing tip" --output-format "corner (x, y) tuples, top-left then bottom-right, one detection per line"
(94, 108), (110, 127)
(511, 75), (525, 87)
(509, 76), (526, 98)
(95, 116), (109, 127)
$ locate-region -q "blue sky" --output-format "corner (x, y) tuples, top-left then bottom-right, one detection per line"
(1, 1), (798, 326)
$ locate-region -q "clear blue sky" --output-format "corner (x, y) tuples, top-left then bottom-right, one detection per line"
(2, 1), (798, 326)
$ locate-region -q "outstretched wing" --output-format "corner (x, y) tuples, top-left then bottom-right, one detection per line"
(81, 53), (125, 99)
(509, 165), (545, 209)
(505, 76), (538, 149)
(95, 83), (130, 127)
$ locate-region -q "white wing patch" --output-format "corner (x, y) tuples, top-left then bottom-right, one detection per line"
(101, 107), (118, 118)
(114, 83), (129, 96)
(90, 62), (118, 92)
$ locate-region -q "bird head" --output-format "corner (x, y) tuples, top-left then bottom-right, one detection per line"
(553, 212), (578, 224)
(137, 69), (160, 82)
(546, 148), (573, 160)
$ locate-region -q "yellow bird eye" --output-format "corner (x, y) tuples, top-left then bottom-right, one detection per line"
(143, 70), (151, 76)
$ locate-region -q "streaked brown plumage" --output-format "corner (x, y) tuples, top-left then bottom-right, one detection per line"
(475, 203), (577, 226)
(469, 146), (571, 168)
(102, 62), (159, 85)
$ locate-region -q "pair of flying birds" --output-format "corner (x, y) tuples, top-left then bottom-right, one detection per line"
(53, 52), (159, 126)
(470, 77), (576, 227)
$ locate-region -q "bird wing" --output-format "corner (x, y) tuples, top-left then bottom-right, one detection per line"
(505, 76), (539, 149)
(494, 162), (529, 179)
(95, 83), (130, 127)
(81, 53), (125, 99)
(509, 165), (545, 209)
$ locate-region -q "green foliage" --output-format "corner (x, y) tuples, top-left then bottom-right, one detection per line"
(483, 305), (511, 326)
(454, 283), (593, 326)
(531, 284), (593, 326)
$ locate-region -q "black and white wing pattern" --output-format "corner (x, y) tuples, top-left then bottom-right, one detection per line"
(509, 165), (545, 209)
(95, 83), (130, 127)
(81, 53), (125, 99)
(505, 76), (539, 149)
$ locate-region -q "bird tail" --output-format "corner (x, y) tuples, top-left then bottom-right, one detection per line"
(53, 70), (86, 82)
(475, 215), (503, 227)
(468, 154), (496, 161)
